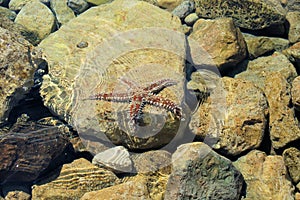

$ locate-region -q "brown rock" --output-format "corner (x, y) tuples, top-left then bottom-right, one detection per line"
(296, 193), (300, 200)
(292, 76), (300, 110)
(283, 42), (300, 70)
(234, 150), (295, 200)
(32, 158), (119, 199)
(0, 27), (34, 124)
(264, 72), (300, 149)
(283, 147), (300, 184)
(286, 12), (300, 43)
(189, 17), (247, 69)
(157, 0), (183, 10)
(0, 115), (69, 183)
(190, 77), (268, 156)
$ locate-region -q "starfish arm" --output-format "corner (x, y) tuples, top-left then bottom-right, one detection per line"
(144, 79), (177, 95)
(85, 92), (132, 102)
(146, 96), (182, 119)
(129, 95), (145, 121)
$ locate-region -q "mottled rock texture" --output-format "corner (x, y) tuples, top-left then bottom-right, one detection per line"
(190, 77), (268, 156)
(292, 76), (300, 110)
(32, 158), (119, 199)
(0, 27), (34, 124)
(14, 1), (55, 42)
(283, 147), (300, 184)
(189, 17), (247, 68)
(286, 12), (300, 43)
(165, 142), (244, 200)
(194, 0), (287, 29)
(39, 0), (186, 150)
(234, 150), (295, 200)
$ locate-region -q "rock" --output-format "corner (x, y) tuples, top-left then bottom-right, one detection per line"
(236, 52), (298, 88)
(243, 33), (289, 59)
(296, 193), (300, 200)
(283, 147), (300, 184)
(86, 0), (113, 5)
(14, 1), (55, 42)
(264, 72), (300, 149)
(32, 158), (119, 199)
(92, 146), (133, 174)
(283, 41), (300, 71)
(132, 150), (172, 174)
(171, 0), (195, 19)
(194, 0), (287, 30)
(0, 115), (70, 183)
(189, 17), (247, 69)
(234, 150), (295, 200)
(165, 142), (244, 200)
(8, 0), (33, 11)
(50, 0), (75, 26)
(190, 77), (268, 156)
(184, 12), (198, 26)
(67, 0), (89, 14)
(4, 190), (30, 200)
(286, 12), (300, 43)
(0, 6), (16, 21)
(39, 0), (187, 150)
(156, 0), (183, 10)
(286, 0), (300, 11)
(292, 76), (300, 110)
(0, 27), (35, 124)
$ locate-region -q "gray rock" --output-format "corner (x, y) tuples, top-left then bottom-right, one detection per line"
(165, 142), (244, 200)
(194, 0), (287, 30)
(50, 0), (75, 26)
(0, 6), (16, 21)
(283, 147), (300, 184)
(234, 150), (295, 200)
(14, 1), (55, 42)
(172, 0), (195, 19)
(286, 12), (300, 43)
(67, 0), (89, 14)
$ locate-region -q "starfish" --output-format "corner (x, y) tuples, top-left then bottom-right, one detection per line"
(85, 78), (182, 123)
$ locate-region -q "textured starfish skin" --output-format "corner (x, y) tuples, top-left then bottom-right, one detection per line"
(85, 79), (182, 122)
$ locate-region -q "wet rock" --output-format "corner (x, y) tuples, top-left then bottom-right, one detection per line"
(286, 12), (300, 43)
(156, 0), (183, 10)
(0, 27), (34, 124)
(184, 13), (198, 26)
(39, 0), (186, 150)
(171, 0), (195, 19)
(132, 150), (172, 174)
(0, 115), (70, 184)
(14, 1), (55, 42)
(194, 0), (287, 30)
(0, 7), (16, 21)
(283, 41), (300, 70)
(92, 146), (133, 174)
(86, 0), (113, 5)
(292, 76), (300, 110)
(190, 77), (268, 156)
(67, 0), (89, 14)
(234, 150), (295, 200)
(236, 52), (298, 88)
(165, 142), (244, 200)
(243, 33), (289, 59)
(264, 72), (300, 149)
(189, 17), (247, 69)
(50, 0), (75, 26)
(32, 158), (119, 199)
(283, 147), (300, 184)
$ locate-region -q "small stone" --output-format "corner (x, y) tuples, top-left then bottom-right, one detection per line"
(283, 42), (300, 71)
(190, 77), (268, 156)
(283, 147), (300, 184)
(234, 150), (295, 200)
(76, 41), (88, 48)
(189, 17), (247, 68)
(67, 0), (89, 14)
(92, 146), (133, 174)
(292, 76), (300, 110)
(86, 0), (112, 5)
(184, 12), (198, 26)
(157, 0), (183, 10)
(15, 1), (55, 42)
(165, 142), (244, 200)
(286, 12), (300, 43)
(32, 158), (119, 199)
(172, 0), (195, 19)
(0, 6), (16, 21)
(50, 0), (75, 26)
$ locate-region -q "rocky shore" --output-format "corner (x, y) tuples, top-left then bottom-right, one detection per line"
(0, 0), (300, 199)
